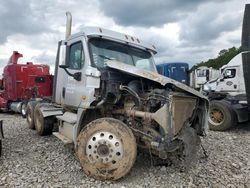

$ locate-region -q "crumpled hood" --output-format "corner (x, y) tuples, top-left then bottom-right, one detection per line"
(106, 60), (208, 100)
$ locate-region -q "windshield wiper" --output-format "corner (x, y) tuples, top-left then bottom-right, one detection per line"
(98, 55), (112, 60)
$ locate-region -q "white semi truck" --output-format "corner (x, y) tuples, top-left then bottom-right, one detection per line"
(203, 53), (245, 95)
(203, 3), (250, 131)
(203, 53), (249, 131)
(26, 12), (209, 180)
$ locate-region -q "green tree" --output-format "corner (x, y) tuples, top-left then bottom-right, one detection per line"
(196, 46), (242, 70)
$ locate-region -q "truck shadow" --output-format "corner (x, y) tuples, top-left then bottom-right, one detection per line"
(229, 122), (250, 132)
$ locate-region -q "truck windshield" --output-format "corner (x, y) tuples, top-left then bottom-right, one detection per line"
(89, 38), (156, 72)
(197, 69), (208, 77)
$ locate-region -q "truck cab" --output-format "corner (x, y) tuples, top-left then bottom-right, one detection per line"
(203, 53), (245, 96)
(190, 66), (220, 90)
(54, 27), (158, 109)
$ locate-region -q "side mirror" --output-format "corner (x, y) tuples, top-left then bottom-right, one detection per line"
(73, 72), (82, 81)
(59, 65), (81, 81)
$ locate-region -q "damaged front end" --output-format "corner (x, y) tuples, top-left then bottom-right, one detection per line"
(95, 60), (209, 160)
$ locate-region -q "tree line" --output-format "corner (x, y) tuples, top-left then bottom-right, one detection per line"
(195, 46), (242, 70)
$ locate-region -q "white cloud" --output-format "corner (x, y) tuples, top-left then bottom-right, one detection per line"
(0, 0), (248, 73)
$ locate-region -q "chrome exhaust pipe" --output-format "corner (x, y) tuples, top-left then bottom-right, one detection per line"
(65, 12), (72, 40)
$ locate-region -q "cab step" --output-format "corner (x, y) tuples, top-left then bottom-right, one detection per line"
(53, 132), (73, 145)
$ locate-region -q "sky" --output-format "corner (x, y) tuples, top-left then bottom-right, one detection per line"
(0, 0), (248, 74)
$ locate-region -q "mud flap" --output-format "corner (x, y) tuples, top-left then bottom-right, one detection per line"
(0, 120), (4, 156)
(178, 126), (201, 165)
(0, 120), (3, 138)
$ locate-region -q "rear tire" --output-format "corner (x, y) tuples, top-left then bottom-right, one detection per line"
(26, 101), (37, 129)
(34, 104), (54, 136)
(208, 100), (237, 131)
(21, 102), (27, 118)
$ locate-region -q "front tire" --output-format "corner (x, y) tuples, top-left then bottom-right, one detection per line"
(208, 100), (236, 131)
(34, 104), (54, 136)
(76, 118), (137, 180)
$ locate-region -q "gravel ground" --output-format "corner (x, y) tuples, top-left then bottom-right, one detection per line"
(0, 113), (249, 188)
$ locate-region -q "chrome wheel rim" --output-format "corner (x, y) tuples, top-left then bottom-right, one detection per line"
(86, 131), (123, 164)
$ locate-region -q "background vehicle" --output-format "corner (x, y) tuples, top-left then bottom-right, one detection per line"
(190, 66), (220, 90)
(203, 4), (250, 131)
(0, 51), (53, 117)
(203, 53), (245, 95)
(156, 62), (189, 85)
(27, 12), (208, 180)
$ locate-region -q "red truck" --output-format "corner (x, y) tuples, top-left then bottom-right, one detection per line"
(0, 51), (53, 117)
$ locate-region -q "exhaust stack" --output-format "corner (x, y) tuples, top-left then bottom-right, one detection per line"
(65, 12), (72, 40)
(241, 4), (250, 51)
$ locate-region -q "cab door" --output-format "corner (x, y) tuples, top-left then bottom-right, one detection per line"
(62, 38), (87, 108)
(216, 67), (239, 92)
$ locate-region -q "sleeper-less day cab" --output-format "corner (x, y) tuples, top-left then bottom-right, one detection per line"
(26, 12), (209, 180)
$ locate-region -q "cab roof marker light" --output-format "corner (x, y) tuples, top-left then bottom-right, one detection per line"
(124, 35), (129, 40)
(136, 38), (140, 43)
(99, 28), (103, 33)
(131, 37), (134, 41)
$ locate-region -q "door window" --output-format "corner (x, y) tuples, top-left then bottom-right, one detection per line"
(69, 42), (84, 70)
(223, 69), (236, 79)
(197, 69), (207, 77)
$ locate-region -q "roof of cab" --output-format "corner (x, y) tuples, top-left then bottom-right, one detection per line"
(69, 27), (157, 54)
(227, 53), (242, 66)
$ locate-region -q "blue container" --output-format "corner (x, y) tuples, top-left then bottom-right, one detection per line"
(156, 62), (189, 85)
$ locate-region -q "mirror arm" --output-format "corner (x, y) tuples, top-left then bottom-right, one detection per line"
(63, 67), (74, 77)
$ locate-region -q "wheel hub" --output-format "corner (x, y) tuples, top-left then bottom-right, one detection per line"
(86, 131), (123, 164)
(97, 144), (109, 157)
(209, 108), (224, 125)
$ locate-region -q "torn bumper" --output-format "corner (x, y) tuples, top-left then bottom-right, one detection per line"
(155, 94), (198, 137)
(113, 94), (200, 137)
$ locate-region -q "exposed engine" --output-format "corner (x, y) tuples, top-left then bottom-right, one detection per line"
(95, 68), (207, 159)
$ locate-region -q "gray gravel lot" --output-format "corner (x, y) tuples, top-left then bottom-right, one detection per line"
(0, 113), (249, 188)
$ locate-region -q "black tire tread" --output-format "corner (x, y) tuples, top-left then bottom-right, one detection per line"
(26, 101), (37, 129)
(34, 104), (54, 136)
(209, 100), (237, 131)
